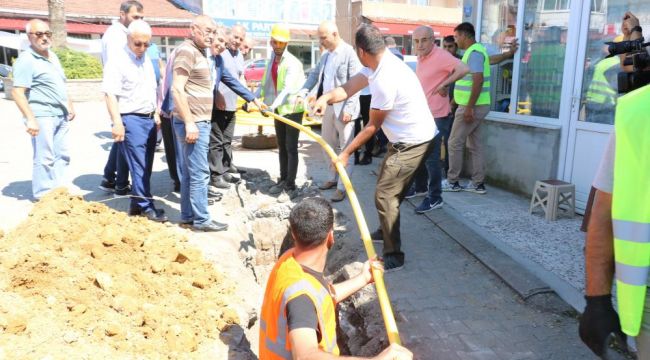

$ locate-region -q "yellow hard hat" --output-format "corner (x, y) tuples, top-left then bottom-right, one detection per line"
(271, 23), (291, 42)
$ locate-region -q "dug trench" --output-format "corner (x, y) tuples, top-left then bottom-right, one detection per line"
(0, 168), (387, 359)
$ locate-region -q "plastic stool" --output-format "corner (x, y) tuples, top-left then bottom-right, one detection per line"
(529, 179), (576, 221)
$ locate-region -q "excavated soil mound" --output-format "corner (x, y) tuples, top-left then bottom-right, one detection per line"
(0, 189), (241, 359)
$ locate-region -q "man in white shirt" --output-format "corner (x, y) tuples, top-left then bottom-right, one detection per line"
(312, 24), (436, 271)
(298, 21), (362, 202)
(102, 20), (166, 223)
(99, 0), (144, 196)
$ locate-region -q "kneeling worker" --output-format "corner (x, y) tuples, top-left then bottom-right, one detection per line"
(259, 197), (412, 359)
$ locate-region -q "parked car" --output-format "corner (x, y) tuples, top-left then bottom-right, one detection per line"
(244, 59), (267, 83)
(0, 64), (11, 92)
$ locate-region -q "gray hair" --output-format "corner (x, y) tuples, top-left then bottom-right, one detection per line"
(128, 19), (151, 36)
(25, 19), (48, 33)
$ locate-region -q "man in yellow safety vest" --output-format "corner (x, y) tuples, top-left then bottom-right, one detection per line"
(255, 23), (305, 197)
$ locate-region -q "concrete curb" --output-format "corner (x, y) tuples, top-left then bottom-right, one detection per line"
(406, 198), (586, 313)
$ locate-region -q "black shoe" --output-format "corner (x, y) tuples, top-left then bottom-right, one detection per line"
(359, 153), (372, 165)
(382, 254), (405, 273)
(173, 182), (181, 193)
(211, 176), (231, 189)
(208, 188), (223, 199)
(228, 165), (246, 174)
(142, 208), (168, 223)
(223, 173), (241, 184)
(370, 228), (383, 240)
(99, 179), (116, 193)
(193, 220), (228, 232)
(114, 184), (132, 197)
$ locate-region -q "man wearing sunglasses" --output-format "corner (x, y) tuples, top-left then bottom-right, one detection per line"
(98, 0), (144, 197)
(12, 19), (76, 200)
(101, 20), (167, 223)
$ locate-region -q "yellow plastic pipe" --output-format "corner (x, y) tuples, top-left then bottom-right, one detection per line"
(248, 108), (402, 345)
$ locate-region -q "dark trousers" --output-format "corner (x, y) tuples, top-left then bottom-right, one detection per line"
(376, 140), (433, 257)
(160, 114), (179, 186)
(274, 112), (302, 186)
(103, 141), (129, 188)
(412, 114), (451, 201)
(208, 109), (236, 181)
(118, 114), (156, 212)
(354, 94), (374, 163)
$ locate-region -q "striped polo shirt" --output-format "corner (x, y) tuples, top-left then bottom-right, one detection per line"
(172, 40), (213, 122)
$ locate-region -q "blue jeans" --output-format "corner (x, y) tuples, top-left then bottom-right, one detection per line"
(31, 115), (70, 199)
(118, 114), (156, 212)
(173, 118), (211, 225)
(412, 119), (446, 203)
(103, 141), (129, 188)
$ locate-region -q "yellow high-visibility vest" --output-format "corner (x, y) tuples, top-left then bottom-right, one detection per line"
(260, 51), (305, 116)
(585, 56), (619, 107)
(259, 249), (339, 359)
(612, 84), (650, 336)
(454, 43), (491, 106)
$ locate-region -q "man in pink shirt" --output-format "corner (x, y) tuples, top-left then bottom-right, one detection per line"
(407, 25), (469, 213)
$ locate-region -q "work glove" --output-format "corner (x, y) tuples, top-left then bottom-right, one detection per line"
(578, 294), (627, 357)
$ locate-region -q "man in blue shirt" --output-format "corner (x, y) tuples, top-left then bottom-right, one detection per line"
(12, 19), (76, 200)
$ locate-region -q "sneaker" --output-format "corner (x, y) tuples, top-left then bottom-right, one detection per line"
(442, 181), (463, 192)
(415, 198), (444, 214)
(464, 182), (487, 195)
(208, 187), (223, 199)
(382, 254), (405, 273)
(404, 187), (427, 199)
(114, 184), (132, 197)
(193, 220), (228, 232)
(99, 179), (116, 193)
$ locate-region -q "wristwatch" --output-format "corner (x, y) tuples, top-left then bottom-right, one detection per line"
(631, 25), (643, 34)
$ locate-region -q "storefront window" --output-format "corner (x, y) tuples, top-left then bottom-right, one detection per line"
(480, 0), (518, 113)
(579, 1), (650, 124)
(515, 0), (569, 118)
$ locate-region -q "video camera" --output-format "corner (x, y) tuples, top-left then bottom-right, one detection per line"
(607, 37), (650, 93)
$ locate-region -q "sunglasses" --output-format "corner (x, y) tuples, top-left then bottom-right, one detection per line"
(133, 41), (151, 48)
(29, 31), (53, 38)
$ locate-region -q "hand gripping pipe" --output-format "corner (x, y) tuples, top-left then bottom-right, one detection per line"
(248, 108), (402, 345)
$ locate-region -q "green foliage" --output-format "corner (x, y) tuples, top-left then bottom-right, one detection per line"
(53, 47), (103, 79)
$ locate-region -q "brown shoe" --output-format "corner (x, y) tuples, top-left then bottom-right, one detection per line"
(319, 181), (337, 190)
(330, 190), (346, 202)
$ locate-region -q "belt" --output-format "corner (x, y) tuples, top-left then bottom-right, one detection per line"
(121, 112), (155, 119)
(391, 140), (429, 151)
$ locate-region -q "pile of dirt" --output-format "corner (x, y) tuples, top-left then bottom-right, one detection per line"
(0, 189), (242, 358)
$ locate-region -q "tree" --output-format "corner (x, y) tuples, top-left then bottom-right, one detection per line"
(48, 0), (67, 48)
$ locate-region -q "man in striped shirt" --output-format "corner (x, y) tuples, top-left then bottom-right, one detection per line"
(171, 15), (227, 232)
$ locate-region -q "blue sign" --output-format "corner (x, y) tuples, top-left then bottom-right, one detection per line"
(213, 18), (311, 39)
(463, 5), (472, 18)
(169, 0), (202, 14)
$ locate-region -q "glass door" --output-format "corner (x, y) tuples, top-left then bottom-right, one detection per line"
(563, 0), (650, 212)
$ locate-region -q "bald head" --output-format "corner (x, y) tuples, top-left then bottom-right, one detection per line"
(230, 24), (246, 51)
(26, 19), (52, 54)
(25, 19), (48, 34)
(413, 25), (435, 57)
(190, 15), (217, 49)
(317, 21), (341, 52)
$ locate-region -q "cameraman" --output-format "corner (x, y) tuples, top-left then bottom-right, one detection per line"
(620, 11), (644, 72)
(579, 12), (650, 358)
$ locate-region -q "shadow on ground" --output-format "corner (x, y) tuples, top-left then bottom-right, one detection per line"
(1, 180), (33, 201)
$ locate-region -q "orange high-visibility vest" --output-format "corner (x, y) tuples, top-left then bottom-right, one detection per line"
(259, 249), (340, 359)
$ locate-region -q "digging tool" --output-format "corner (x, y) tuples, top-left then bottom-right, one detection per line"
(243, 106), (402, 345)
